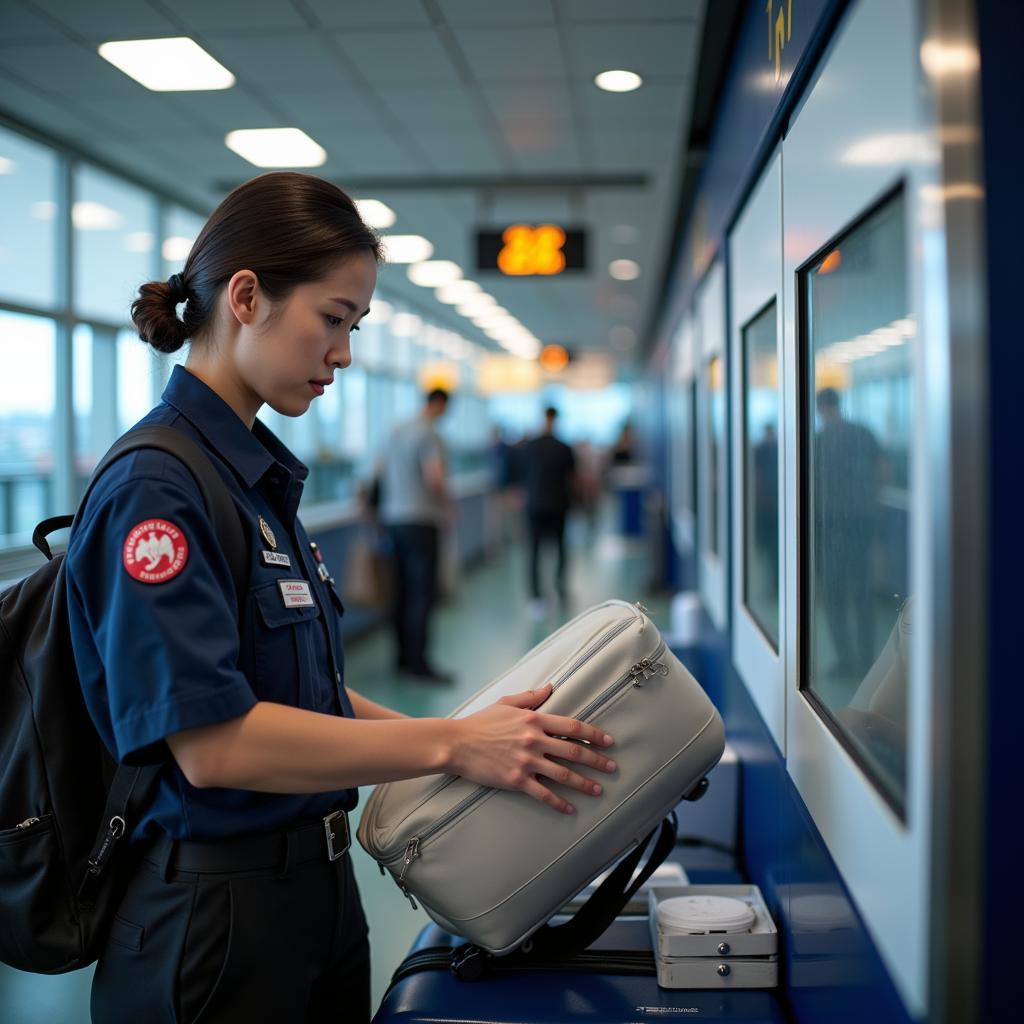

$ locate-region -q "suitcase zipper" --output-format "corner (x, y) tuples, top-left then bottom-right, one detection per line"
(14, 816), (41, 831)
(385, 640), (668, 906)
(374, 610), (642, 865)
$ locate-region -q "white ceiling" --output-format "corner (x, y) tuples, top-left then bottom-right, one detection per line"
(0, 0), (705, 363)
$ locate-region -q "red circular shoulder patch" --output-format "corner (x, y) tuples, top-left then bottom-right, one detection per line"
(122, 519), (189, 584)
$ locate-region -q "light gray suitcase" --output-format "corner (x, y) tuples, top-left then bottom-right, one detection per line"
(357, 600), (725, 956)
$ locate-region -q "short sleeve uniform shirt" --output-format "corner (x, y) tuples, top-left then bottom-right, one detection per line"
(66, 365), (356, 841)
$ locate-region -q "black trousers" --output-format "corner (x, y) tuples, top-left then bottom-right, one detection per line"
(389, 523), (439, 672)
(91, 837), (370, 1023)
(527, 508), (568, 599)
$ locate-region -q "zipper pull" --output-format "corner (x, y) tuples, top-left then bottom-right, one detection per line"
(14, 816), (41, 831)
(630, 662), (645, 687)
(397, 838), (421, 910)
(634, 602), (651, 616)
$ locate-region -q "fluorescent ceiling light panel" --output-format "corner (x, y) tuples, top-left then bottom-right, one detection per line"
(225, 128), (326, 168)
(609, 259), (641, 281)
(595, 69), (643, 93)
(162, 235), (194, 262)
(355, 198), (396, 229)
(390, 313), (422, 337)
(436, 280), (481, 304)
(0, 157), (14, 174)
(381, 235), (434, 263)
(72, 201), (121, 230)
(98, 37), (235, 92)
(407, 260), (463, 287)
(123, 231), (154, 253)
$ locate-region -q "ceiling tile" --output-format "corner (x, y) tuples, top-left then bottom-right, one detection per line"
(273, 88), (381, 129)
(559, 0), (703, 22)
(0, 42), (144, 99)
(437, 0), (555, 27)
(375, 87), (485, 130)
(451, 26), (565, 83)
(404, 128), (507, 175)
(169, 0), (309, 32)
(202, 31), (353, 89)
(164, 87), (281, 132)
(0, 70), (110, 145)
(480, 83), (575, 130)
(566, 21), (698, 78)
(578, 80), (692, 129)
(32, 0), (177, 40)
(335, 30), (462, 86)
(71, 96), (206, 141)
(304, 0), (433, 29)
(0, 0), (69, 46)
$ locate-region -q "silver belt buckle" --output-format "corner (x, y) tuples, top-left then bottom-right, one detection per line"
(323, 810), (350, 862)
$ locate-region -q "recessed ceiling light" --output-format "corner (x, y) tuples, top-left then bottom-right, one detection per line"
(436, 280), (481, 304)
(72, 201), (121, 230)
(225, 128), (326, 168)
(162, 235), (194, 262)
(31, 200), (57, 220)
(456, 295), (498, 317)
(609, 259), (640, 281)
(0, 157), (14, 174)
(595, 69), (643, 93)
(390, 312), (422, 337)
(381, 234), (434, 263)
(354, 198), (395, 229)
(98, 37), (235, 92)
(407, 260), (463, 287)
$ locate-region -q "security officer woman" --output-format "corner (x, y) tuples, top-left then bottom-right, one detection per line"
(65, 172), (618, 1024)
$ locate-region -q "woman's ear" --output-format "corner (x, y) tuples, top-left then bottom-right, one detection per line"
(226, 269), (260, 326)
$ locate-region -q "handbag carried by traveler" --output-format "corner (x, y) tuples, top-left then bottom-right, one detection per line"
(358, 600), (725, 963)
(0, 426), (245, 974)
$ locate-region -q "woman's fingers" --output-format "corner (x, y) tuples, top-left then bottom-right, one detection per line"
(532, 757), (605, 798)
(536, 714), (614, 748)
(497, 682), (553, 710)
(521, 776), (576, 815)
(543, 737), (618, 775)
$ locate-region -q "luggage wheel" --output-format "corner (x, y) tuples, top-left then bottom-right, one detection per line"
(683, 777), (710, 802)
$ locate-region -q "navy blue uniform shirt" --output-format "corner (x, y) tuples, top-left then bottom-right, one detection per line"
(66, 365), (357, 841)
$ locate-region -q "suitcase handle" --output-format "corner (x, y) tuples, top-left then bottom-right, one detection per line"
(451, 812), (678, 981)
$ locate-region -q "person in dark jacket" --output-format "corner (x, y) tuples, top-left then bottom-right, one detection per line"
(522, 407), (576, 616)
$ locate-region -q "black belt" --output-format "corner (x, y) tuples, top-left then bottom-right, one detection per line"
(144, 809), (351, 875)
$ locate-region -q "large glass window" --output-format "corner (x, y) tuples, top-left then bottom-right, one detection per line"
(0, 311), (56, 543)
(161, 205), (205, 278)
(706, 355), (724, 557)
(117, 329), (161, 432)
(800, 188), (911, 814)
(742, 301), (780, 649)
(73, 164), (156, 324)
(0, 126), (59, 310)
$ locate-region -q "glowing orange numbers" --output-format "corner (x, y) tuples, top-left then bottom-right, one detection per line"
(498, 224), (567, 276)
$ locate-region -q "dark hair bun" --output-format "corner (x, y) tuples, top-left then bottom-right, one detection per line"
(131, 280), (190, 353)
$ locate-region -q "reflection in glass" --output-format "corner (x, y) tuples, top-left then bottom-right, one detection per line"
(117, 330), (161, 433)
(706, 355), (724, 557)
(742, 302), (779, 650)
(802, 189), (911, 812)
(0, 311), (56, 545)
(74, 164), (156, 324)
(0, 126), (59, 309)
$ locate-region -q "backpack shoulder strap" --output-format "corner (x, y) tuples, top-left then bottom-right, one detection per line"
(80, 425), (247, 605)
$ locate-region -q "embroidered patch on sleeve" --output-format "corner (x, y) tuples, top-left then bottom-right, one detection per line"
(122, 519), (189, 584)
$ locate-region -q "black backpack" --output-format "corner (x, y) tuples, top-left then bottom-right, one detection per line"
(0, 425), (246, 974)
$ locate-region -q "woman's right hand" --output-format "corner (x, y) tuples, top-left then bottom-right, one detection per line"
(447, 682), (617, 814)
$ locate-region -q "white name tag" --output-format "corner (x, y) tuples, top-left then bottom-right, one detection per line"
(261, 550), (292, 568)
(278, 580), (315, 608)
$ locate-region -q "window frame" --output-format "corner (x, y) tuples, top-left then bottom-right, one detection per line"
(696, 260), (727, 631)
(729, 151), (785, 750)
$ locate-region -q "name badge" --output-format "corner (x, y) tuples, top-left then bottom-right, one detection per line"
(278, 580), (315, 608)
(261, 550), (292, 568)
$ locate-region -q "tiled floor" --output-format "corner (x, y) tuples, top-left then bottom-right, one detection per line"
(0, 512), (664, 1021)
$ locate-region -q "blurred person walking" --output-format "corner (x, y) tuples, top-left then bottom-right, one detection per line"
(379, 388), (453, 681)
(522, 407), (576, 617)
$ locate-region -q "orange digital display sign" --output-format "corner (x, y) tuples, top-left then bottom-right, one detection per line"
(477, 225), (586, 275)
